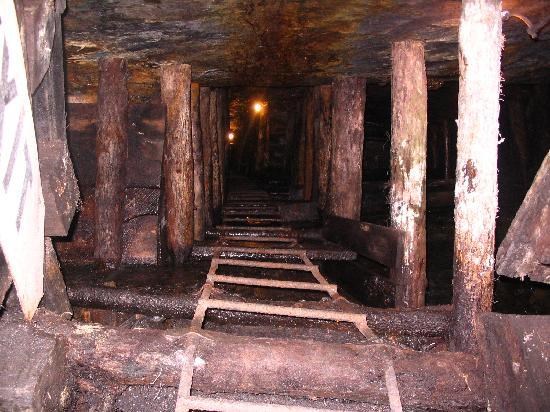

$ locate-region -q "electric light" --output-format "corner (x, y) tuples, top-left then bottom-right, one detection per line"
(253, 101), (263, 113)
(227, 131), (235, 142)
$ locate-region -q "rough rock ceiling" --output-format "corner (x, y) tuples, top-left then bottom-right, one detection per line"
(63, 0), (550, 102)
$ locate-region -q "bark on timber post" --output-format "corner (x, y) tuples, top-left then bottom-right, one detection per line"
(328, 77), (366, 220)
(296, 98), (307, 194)
(160, 64), (194, 265)
(390, 40), (428, 309)
(255, 112), (266, 173)
(217, 88), (228, 203)
(451, 0), (503, 353)
(200, 87), (213, 228)
(285, 107), (297, 180)
(191, 84), (205, 241)
(95, 57), (128, 269)
(304, 88), (316, 202)
(317, 85), (333, 212)
(210, 90), (221, 222)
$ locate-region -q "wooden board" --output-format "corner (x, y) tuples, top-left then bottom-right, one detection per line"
(323, 216), (403, 269)
(31, 0), (80, 236)
(0, 1), (45, 319)
(496, 150), (550, 284)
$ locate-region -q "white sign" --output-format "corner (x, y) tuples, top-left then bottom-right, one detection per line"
(0, 0), (45, 319)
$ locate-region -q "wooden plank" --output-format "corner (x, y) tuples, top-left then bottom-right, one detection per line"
(32, 0), (79, 236)
(323, 216), (403, 269)
(0, 1), (45, 319)
(496, 150), (550, 284)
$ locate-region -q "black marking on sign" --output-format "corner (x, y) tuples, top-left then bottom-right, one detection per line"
(16, 144), (33, 231)
(1, 36), (17, 106)
(2, 109), (24, 191)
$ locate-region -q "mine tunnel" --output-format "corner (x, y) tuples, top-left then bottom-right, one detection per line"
(0, 0), (549, 411)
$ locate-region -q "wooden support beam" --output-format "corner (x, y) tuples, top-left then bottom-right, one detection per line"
(451, 0), (503, 352)
(31, 1), (79, 236)
(210, 89), (222, 220)
(191, 84), (205, 241)
(316, 85), (333, 212)
(328, 77), (366, 220)
(160, 63), (194, 265)
(323, 216), (403, 270)
(199, 87), (214, 228)
(59, 321), (484, 410)
(296, 98), (306, 191)
(41, 238), (72, 319)
(95, 57), (128, 269)
(255, 111), (267, 172)
(216, 88), (228, 203)
(496, 150), (550, 284)
(304, 88), (317, 201)
(390, 40), (428, 309)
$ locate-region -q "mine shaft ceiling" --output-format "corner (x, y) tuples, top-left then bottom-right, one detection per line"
(64, 0), (550, 101)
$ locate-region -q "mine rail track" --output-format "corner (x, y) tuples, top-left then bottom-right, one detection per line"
(175, 188), (402, 412)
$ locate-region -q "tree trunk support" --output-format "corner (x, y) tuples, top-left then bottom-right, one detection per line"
(95, 57), (128, 269)
(191, 83), (205, 241)
(316, 85), (333, 212)
(390, 40), (428, 309)
(451, 0), (503, 352)
(328, 77), (366, 220)
(160, 63), (194, 265)
(210, 90), (222, 222)
(200, 87), (214, 228)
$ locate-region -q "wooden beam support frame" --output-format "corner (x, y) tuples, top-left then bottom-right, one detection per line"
(451, 0), (503, 353)
(389, 40), (427, 308)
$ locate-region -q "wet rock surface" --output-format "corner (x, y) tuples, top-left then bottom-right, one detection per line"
(63, 1), (550, 101)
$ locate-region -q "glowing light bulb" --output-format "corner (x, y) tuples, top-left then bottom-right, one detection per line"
(227, 132), (235, 142)
(253, 102), (263, 113)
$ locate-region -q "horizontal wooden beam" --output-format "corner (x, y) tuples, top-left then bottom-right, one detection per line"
(323, 216), (403, 269)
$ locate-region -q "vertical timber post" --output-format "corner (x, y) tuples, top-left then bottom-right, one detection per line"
(304, 88), (315, 202)
(328, 77), (366, 220)
(255, 110), (266, 173)
(200, 87), (214, 228)
(389, 40), (428, 308)
(217, 88), (227, 203)
(95, 57), (128, 269)
(160, 63), (194, 265)
(191, 83), (205, 241)
(210, 89), (221, 221)
(317, 85), (333, 213)
(452, 0), (503, 352)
